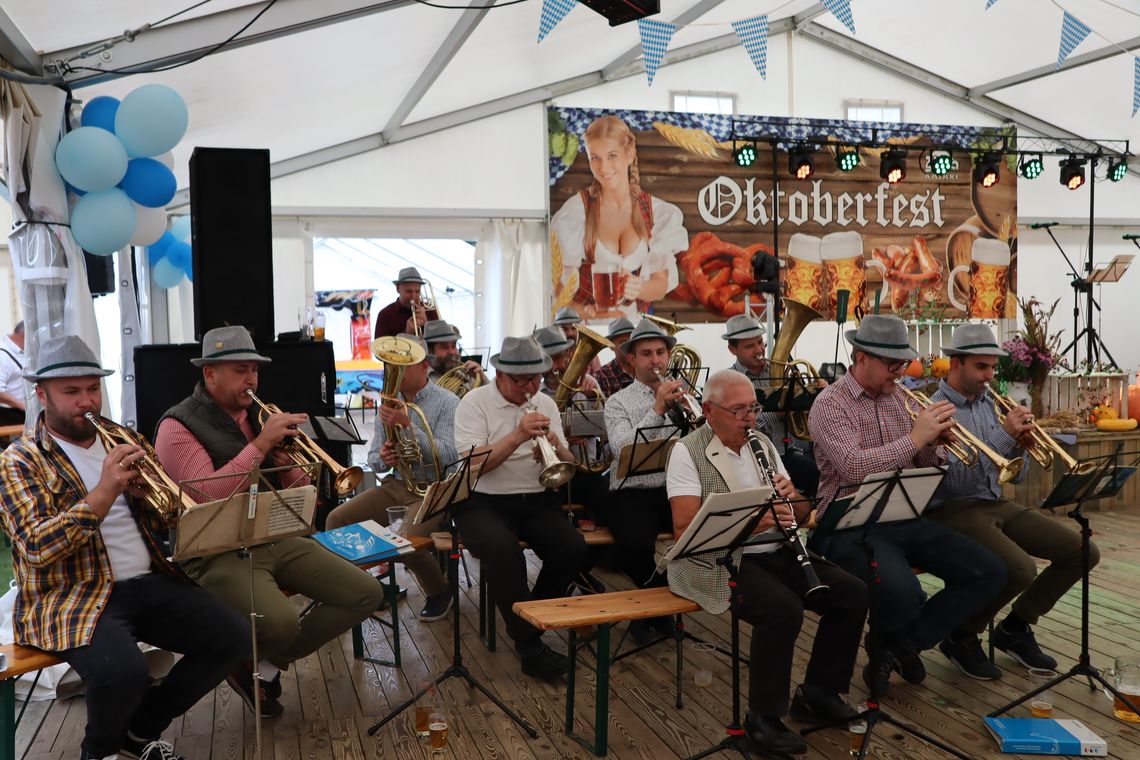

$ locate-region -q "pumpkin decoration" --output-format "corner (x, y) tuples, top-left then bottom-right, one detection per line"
(929, 357), (952, 379)
(1097, 418), (1137, 432)
(1089, 404), (1118, 424)
(904, 359), (924, 378)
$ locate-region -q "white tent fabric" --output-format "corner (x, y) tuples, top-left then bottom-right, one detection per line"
(475, 219), (547, 357)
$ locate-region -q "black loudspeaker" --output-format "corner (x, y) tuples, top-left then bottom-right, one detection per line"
(189, 147), (274, 341)
(133, 341), (336, 443)
(83, 251), (115, 297)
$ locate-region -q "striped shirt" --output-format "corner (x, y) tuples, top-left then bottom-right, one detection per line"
(605, 378), (676, 490)
(367, 382), (458, 482)
(0, 415), (176, 650)
(808, 372), (944, 517)
(929, 379), (1023, 507)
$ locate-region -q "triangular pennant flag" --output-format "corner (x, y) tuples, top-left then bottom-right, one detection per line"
(1133, 58), (1140, 116)
(638, 18), (677, 85)
(1057, 11), (1092, 69)
(537, 0), (577, 43)
(986, 0), (999, 8)
(822, 0), (855, 35)
(731, 14), (770, 79)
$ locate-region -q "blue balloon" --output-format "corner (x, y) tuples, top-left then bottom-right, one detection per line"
(70, 189), (136, 255)
(114, 84), (189, 158)
(170, 215), (192, 243)
(166, 240), (191, 271)
(147, 230), (177, 264)
(119, 158), (176, 208)
(55, 127), (129, 192)
(184, 260), (194, 282)
(80, 96), (120, 132)
(152, 257), (184, 289)
(64, 181), (86, 198)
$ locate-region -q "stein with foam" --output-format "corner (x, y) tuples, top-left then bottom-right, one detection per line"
(785, 234), (826, 312)
(948, 238), (1010, 318)
(821, 231), (869, 321)
(592, 262), (626, 310)
(1104, 656), (1140, 723)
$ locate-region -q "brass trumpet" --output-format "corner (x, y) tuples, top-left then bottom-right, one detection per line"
(895, 381), (1024, 485)
(654, 367), (705, 428)
(987, 384), (1096, 474)
(245, 390), (364, 495)
(85, 413), (197, 523)
(524, 393), (576, 489)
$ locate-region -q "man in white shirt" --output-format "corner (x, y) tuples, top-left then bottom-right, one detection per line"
(453, 336), (588, 680)
(666, 370), (866, 756)
(0, 321), (26, 424)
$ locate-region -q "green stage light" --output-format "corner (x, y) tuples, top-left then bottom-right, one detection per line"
(929, 150), (953, 177)
(837, 146), (860, 172)
(733, 144), (757, 167)
(1109, 157), (1128, 182)
(1019, 154), (1044, 180)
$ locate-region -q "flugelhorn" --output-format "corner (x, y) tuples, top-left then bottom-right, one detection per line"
(987, 384), (1096, 474)
(85, 413), (197, 523)
(245, 390), (364, 495)
(654, 367), (705, 429)
(524, 393), (575, 489)
(895, 381), (1023, 484)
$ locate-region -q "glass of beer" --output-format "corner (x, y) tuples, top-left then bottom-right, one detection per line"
(1105, 656), (1140, 722)
(1028, 668), (1057, 718)
(848, 721), (867, 756)
(429, 711), (449, 753)
(784, 234), (826, 312)
(821, 231), (867, 321)
(591, 262), (625, 309)
(947, 238), (1010, 318)
(313, 312), (326, 342)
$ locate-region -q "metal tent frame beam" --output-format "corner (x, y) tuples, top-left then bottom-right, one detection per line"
(969, 35), (1140, 98)
(0, 6), (41, 75)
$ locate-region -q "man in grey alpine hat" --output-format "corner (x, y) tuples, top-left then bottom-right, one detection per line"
(927, 323), (1095, 679)
(0, 336), (251, 760)
(154, 326), (382, 718)
(553, 306), (602, 375)
(808, 314), (1006, 699)
(375, 266), (440, 338)
(452, 336), (587, 680)
(423, 319), (484, 388)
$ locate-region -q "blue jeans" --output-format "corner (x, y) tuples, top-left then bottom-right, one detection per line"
(818, 518), (1006, 651)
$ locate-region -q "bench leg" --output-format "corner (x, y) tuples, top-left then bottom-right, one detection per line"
(567, 623), (611, 757)
(674, 614), (684, 709)
(1, 679), (13, 760)
(353, 563), (402, 667)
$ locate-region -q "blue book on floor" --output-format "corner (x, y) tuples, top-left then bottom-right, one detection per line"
(313, 520), (414, 564)
(983, 717), (1106, 756)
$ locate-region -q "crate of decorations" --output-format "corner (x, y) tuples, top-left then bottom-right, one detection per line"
(1043, 370), (1131, 424)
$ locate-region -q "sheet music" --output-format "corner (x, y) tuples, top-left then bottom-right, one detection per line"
(661, 487), (772, 564)
(267, 488), (315, 535)
(833, 467), (943, 530)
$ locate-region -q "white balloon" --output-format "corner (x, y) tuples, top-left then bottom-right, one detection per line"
(154, 151), (175, 169)
(130, 204), (167, 247)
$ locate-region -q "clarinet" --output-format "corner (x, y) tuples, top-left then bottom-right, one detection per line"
(745, 430), (829, 599)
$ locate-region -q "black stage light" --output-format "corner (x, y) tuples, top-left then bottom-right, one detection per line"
(1019, 154), (1044, 179)
(929, 150), (953, 177)
(879, 148), (907, 184)
(1060, 156), (1086, 190)
(788, 144), (814, 180)
(837, 145), (860, 172)
(1108, 156), (1128, 182)
(973, 152), (1001, 188)
(733, 143), (757, 167)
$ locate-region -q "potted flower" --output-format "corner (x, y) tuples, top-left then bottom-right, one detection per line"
(995, 298), (1062, 417)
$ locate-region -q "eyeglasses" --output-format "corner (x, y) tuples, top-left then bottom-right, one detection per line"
(708, 401), (763, 420)
(871, 355), (909, 373)
(506, 373), (541, 385)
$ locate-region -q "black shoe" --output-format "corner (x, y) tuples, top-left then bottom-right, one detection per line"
(419, 592), (453, 621)
(895, 649), (927, 684)
(80, 750), (120, 760)
(120, 737), (186, 760)
(264, 671), (282, 700)
(939, 635), (1001, 680)
(744, 714), (808, 755)
(991, 621), (1058, 670)
(518, 641), (569, 680)
(862, 643), (898, 698)
(226, 667), (285, 717)
(788, 684), (860, 725)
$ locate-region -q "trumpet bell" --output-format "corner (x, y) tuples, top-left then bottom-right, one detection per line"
(539, 460), (576, 489)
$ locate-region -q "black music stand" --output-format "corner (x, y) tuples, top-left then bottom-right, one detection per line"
(613, 423), (682, 490)
(988, 447), (1140, 722)
(803, 467), (975, 760)
(365, 450), (540, 738)
(670, 490), (775, 760)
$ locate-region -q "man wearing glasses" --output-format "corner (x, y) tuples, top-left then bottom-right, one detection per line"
(807, 315), (1005, 699)
(666, 370), (866, 756)
(601, 318), (689, 643)
(452, 336), (588, 680)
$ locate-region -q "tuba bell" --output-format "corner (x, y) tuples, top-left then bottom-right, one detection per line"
(766, 298), (827, 440)
(643, 313), (703, 391)
(554, 325), (613, 475)
(371, 335), (443, 496)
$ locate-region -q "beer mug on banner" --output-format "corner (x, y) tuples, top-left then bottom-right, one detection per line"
(785, 234), (826, 312)
(592, 262), (626, 310)
(948, 238), (1010, 318)
(1104, 656), (1140, 723)
(821, 232), (873, 322)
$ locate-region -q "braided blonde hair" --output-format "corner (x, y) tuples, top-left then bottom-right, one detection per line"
(582, 116), (649, 261)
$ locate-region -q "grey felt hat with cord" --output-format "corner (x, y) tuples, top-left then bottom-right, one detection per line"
(22, 335), (113, 381)
(190, 326), (272, 367)
(423, 320), (461, 344)
(720, 314), (765, 342)
(607, 317), (635, 339)
(533, 326), (574, 356)
(620, 318), (677, 355)
(552, 306), (582, 326)
(844, 314), (918, 361)
(941, 324), (1008, 357)
(393, 267), (427, 285)
(490, 336), (553, 374)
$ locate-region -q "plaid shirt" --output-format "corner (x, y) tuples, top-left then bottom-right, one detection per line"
(595, 358), (634, 398)
(0, 415), (177, 651)
(808, 372), (944, 517)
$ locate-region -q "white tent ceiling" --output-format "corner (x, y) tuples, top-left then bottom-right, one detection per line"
(3, 0), (1140, 193)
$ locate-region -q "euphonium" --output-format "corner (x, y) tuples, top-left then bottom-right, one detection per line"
(766, 298), (827, 440)
(644, 313), (703, 391)
(245, 390), (364, 496)
(986, 383), (1096, 474)
(524, 393), (576, 489)
(895, 381), (1024, 484)
(372, 335), (443, 496)
(436, 363), (485, 399)
(85, 413), (196, 523)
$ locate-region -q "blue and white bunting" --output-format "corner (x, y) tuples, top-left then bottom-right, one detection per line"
(1057, 11), (1092, 69)
(822, 0), (855, 35)
(731, 15), (770, 79)
(638, 18), (677, 86)
(1133, 58), (1140, 117)
(537, 0), (577, 43)
(986, 0), (999, 8)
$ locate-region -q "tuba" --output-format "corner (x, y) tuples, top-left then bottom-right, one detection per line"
(766, 298), (827, 440)
(436, 363), (485, 399)
(372, 335), (443, 496)
(644, 313), (703, 390)
(554, 325), (613, 474)
(86, 413), (197, 524)
(245, 390), (364, 496)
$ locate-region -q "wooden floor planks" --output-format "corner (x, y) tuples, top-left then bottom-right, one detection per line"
(17, 509), (1140, 759)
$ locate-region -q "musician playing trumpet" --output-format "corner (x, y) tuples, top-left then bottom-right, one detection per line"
(665, 369), (866, 756)
(0, 336), (251, 760)
(808, 315), (1006, 699)
(925, 324), (1097, 678)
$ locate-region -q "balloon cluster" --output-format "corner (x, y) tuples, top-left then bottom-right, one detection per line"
(147, 215), (193, 289)
(54, 85), (189, 282)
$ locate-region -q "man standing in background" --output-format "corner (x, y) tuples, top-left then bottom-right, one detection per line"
(0, 321), (26, 424)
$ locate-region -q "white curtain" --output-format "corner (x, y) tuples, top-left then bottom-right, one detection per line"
(474, 219), (548, 367)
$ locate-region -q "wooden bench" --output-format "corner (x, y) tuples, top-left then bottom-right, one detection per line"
(514, 587), (701, 757)
(0, 643), (63, 760)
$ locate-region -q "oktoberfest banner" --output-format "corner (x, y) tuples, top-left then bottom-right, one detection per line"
(547, 107), (1018, 324)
